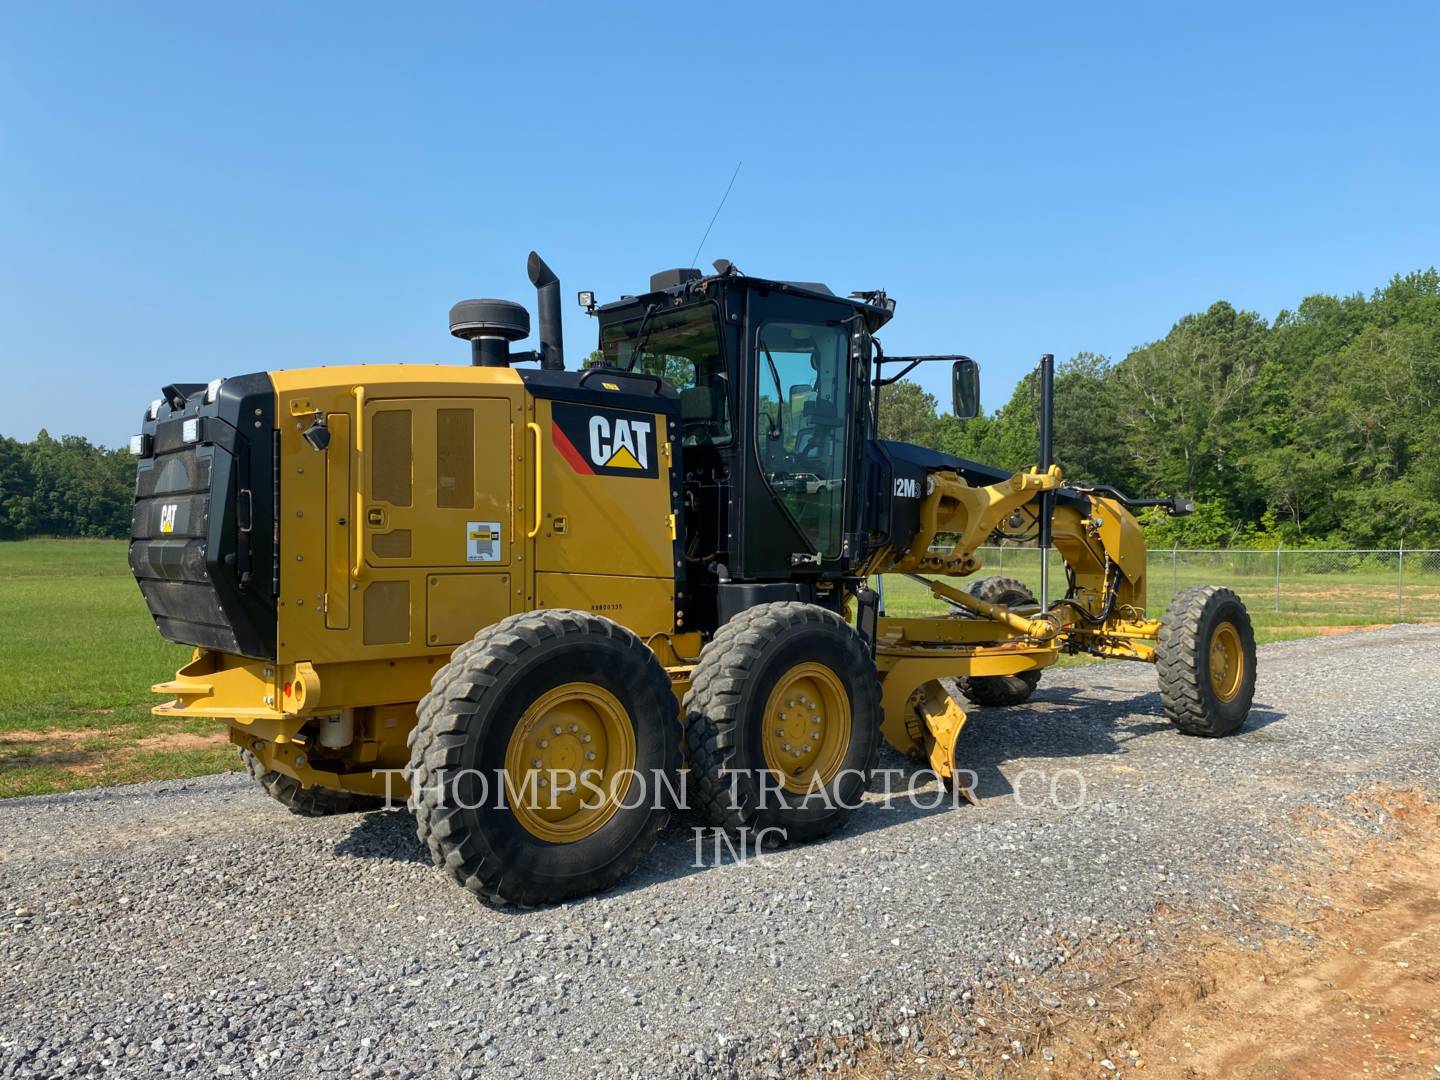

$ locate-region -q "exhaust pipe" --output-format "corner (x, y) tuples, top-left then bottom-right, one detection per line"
(527, 251), (565, 371)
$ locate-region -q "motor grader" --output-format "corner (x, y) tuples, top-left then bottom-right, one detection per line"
(129, 253), (1256, 905)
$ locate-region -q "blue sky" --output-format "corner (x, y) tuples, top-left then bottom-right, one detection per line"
(2, 2), (1437, 445)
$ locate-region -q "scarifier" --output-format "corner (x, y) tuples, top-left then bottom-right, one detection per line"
(129, 254), (1256, 904)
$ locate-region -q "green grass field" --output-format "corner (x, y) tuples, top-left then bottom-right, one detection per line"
(1, 539), (1432, 798)
(878, 545), (1439, 642)
(0, 540), (238, 797)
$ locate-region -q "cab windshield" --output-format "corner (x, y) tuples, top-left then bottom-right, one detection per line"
(600, 303), (731, 446)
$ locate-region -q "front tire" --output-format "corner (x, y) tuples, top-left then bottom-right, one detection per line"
(407, 610), (680, 906)
(683, 602), (881, 843)
(956, 576), (1043, 707)
(1156, 586), (1256, 737)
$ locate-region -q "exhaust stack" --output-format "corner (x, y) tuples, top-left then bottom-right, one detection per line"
(527, 251), (565, 371)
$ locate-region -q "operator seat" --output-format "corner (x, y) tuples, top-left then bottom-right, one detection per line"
(678, 358), (729, 446)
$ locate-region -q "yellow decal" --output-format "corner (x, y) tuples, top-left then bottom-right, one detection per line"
(605, 445), (643, 470)
(601, 381), (620, 391)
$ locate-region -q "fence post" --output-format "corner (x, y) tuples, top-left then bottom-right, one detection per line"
(1171, 543), (1178, 600)
(1274, 548), (1282, 613)
(997, 545), (1003, 572)
(1398, 538), (1405, 619)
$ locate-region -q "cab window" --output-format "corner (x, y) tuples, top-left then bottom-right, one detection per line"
(755, 320), (849, 557)
(600, 304), (731, 447)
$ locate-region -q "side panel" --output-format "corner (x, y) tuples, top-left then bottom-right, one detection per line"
(427, 573), (513, 646)
(535, 398), (676, 581)
(273, 368), (527, 666)
(535, 572), (676, 639)
(362, 397), (513, 569)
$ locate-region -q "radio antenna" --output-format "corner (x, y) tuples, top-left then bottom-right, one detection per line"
(689, 160), (743, 268)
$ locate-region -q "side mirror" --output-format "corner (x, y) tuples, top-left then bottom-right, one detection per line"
(952, 358), (981, 419)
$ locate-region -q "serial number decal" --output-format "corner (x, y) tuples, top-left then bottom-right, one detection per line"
(894, 477), (920, 499)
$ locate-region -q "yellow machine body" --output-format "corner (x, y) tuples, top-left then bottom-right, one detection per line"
(154, 364), (701, 794)
(150, 361), (1162, 797)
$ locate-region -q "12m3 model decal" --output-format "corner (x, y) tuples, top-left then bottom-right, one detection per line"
(551, 401), (659, 478)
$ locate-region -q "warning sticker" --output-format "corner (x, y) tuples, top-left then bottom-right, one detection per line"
(466, 521), (501, 563)
(926, 531), (960, 555)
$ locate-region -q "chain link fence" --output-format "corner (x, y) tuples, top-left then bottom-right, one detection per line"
(882, 547), (1440, 627)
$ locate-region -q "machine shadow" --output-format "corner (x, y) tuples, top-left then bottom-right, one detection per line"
(332, 685), (1287, 906)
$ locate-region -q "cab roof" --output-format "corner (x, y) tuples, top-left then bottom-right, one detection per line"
(597, 265), (896, 334)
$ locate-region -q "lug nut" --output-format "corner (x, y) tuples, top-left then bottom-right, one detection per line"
(531, 758), (542, 769)
(782, 743), (792, 752)
(552, 725), (562, 735)
(802, 744), (812, 753)
(810, 731), (820, 740)
(581, 734), (592, 744)
(539, 739), (549, 749)
(569, 723), (578, 733)
(585, 751), (596, 762)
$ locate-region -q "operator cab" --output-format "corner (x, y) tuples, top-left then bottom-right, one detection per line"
(589, 264), (942, 629)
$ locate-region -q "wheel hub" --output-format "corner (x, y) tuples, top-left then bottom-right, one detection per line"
(503, 682), (635, 842)
(760, 663), (851, 794)
(1208, 623), (1244, 703)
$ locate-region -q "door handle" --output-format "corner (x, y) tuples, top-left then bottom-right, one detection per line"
(527, 421), (543, 539)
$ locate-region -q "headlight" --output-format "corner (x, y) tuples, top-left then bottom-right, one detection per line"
(204, 377), (223, 403)
(182, 418), (200, 443)
(147, 399), (162, 420)
(129, 434), (152, 457)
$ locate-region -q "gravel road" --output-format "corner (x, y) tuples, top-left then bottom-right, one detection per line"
(3, 625), (1438, 1079)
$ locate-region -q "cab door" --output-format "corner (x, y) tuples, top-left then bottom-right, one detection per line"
(738, 290), (859, 579)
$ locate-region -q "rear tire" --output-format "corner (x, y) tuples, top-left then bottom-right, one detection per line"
(683, 602), (881, 843)
(407, 610), (680, 906)
(956, 576), (1043, 707)
(1157, 586), (1256, 737)
(239, 749), (384, 817)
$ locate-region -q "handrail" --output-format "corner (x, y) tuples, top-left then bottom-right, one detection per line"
(526, 421), (543, 538)
(352, 385), (365, 580)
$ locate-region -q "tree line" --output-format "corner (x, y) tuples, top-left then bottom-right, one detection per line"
(879, 269), (1440, 548)
(3, 270), (1436, 546)
(0, 432), (136, 540)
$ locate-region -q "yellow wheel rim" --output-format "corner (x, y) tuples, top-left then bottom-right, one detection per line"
(760, 662), (852, 795)
(1208, 623), (1244, 703)
(502, 682), (636, 843)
